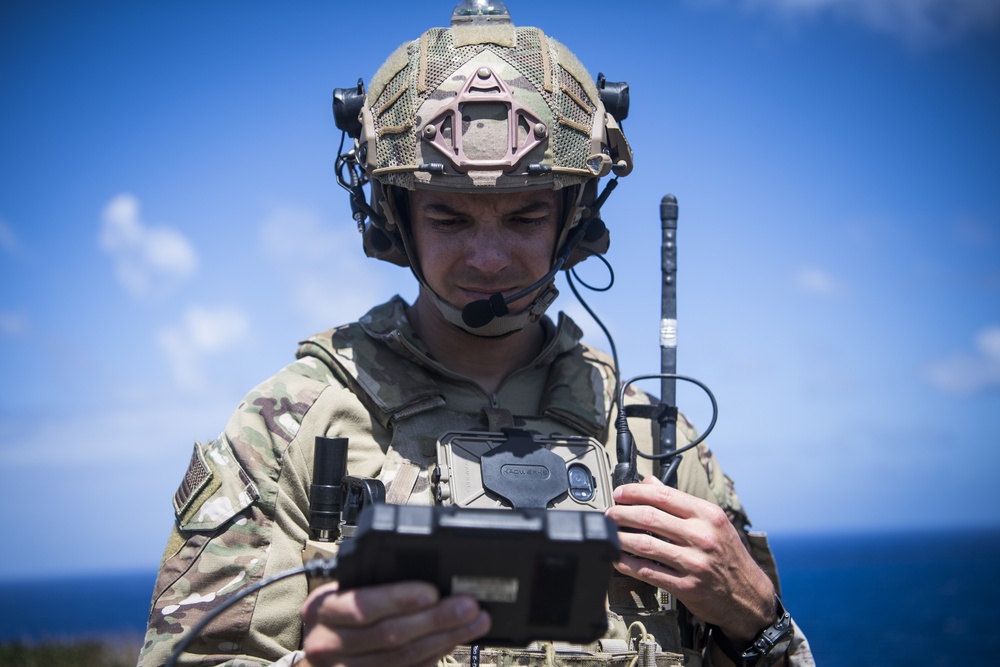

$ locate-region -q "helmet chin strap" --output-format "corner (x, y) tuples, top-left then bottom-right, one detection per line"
(425, 280), (560, 338)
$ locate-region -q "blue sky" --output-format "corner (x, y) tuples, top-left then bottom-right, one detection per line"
(1, 0), (998, 579)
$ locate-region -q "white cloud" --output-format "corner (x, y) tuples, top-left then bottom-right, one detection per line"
(955, 217), (999, 246)
(704, 0), (1000, 45)
(259, 206), (407, 328)
(0, 216), (20, 255)
(925, 326), (1000, 393)
(795, 266), (838, 295)
(978, 327), (1000, 359)
(158, 305), (251, 392)
(0, 312), (28, 336)
(99, 193), (198, 298)
(0, 401), (229, 468)
(259, 206), (340, 263)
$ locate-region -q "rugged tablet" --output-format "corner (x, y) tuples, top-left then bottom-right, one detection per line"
(335, 503), (621, 647)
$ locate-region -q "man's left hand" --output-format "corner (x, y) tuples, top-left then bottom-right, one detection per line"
(605, 476), (777, 645)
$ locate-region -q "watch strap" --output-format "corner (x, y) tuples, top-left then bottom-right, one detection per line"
(710, 595), (793, 666)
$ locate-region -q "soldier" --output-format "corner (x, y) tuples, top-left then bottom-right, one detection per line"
(139, 2), (814, 666)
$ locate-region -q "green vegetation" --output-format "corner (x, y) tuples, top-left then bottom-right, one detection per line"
(0, 634), (142, 667)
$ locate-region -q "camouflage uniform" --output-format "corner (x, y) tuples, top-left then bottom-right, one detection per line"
(139, 297), (813, 666)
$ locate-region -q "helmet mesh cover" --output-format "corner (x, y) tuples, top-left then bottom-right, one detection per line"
(368, 27), (601, 190)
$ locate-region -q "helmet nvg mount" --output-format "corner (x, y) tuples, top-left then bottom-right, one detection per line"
(333, 0), (633, 337)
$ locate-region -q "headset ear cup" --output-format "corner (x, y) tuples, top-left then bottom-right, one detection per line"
(357, 181), (411, 268)
(565, 218), (610, 270)
(363, 224), (409, 267)
(366, 226), (393, 253)
(562, 178), (609, 270)
(583, 216), (606, 243)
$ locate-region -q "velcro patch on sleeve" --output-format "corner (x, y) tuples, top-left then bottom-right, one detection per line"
(173, 443), (213, 516)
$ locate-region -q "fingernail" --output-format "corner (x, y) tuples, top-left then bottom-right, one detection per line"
(472, 611), (491, 634)
(412, 585), (437, 607)
(453, 596), (477, 619)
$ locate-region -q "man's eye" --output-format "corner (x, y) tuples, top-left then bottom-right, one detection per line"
(429, 217), (464, 227)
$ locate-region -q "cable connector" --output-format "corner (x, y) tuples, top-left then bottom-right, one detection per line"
(304, 556), (338, 579)
(612, 411), (638, 488)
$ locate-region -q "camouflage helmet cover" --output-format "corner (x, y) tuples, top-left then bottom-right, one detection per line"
(354, 1), (633, 268)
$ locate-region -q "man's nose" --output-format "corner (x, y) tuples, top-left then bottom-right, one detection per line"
(465, 225), (512, 274)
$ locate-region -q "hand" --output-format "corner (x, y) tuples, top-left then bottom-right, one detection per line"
(606, 476), (776, 644)
(298, 580), (491, 667)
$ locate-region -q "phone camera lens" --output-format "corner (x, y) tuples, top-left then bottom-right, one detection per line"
(567, 463), (595, 502)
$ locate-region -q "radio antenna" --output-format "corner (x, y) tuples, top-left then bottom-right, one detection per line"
(658, 195), (679, 487)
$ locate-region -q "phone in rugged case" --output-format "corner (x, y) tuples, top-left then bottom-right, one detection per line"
(434, 429), (614, 512)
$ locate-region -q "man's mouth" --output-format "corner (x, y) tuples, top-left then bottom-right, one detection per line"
(460, 286), (519, 300)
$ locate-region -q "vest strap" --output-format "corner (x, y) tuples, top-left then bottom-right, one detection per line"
(385, 461), (421, 505)
(482, 407), (516, 431)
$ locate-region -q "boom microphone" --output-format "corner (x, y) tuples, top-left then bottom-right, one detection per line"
(459, 200), (614, 329)
(461, 293), (510, 328)
(460, 258), (564, 328)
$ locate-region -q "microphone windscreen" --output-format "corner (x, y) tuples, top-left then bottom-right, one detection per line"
(462, 299), (496, 328)
(488, 292), (509, 317)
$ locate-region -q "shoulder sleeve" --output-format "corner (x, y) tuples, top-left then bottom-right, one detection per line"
(138, 358), (388, 666)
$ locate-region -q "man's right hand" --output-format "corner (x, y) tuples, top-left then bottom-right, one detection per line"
(299, 581), (491, 667)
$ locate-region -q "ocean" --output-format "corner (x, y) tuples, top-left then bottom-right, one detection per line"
(772, 528), (1000, 666)
(1, 528), (998, 665)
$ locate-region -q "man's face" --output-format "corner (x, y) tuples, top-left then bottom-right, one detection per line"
(408, 188), (561, 313)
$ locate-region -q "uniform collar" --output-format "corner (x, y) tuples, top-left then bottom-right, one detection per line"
(357, 295), (585, 371)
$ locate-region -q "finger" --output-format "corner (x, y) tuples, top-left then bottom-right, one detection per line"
(610, 498), (737, 559)
(333, 595), (482, 656)
(303, 581), (439, 629)
(615, 551), (681, 581)
(614, 553), (685, 593)
(613, 524), (701, 576)
(304, 601), (490, 667)
(606, 501), (684, 543)
(350, 608), (491, 667)
(612, 481), (704, 520)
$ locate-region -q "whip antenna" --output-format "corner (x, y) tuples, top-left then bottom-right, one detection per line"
(659, 194), (679, 487)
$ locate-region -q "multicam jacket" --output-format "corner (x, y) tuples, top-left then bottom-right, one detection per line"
(138, 296), (813, 667)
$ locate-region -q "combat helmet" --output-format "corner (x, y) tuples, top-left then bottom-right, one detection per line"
(334, 0), (633, 336)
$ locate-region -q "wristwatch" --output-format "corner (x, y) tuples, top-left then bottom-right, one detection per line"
(710, 596), (793, 666)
